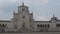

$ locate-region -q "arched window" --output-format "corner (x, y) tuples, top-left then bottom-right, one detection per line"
(22, 23), (25, 28)
(37, 24), (40, 27)
(48, 25), (49, 27)
(22, 16), (25, 19)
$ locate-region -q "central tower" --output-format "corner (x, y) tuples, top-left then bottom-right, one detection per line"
(12, 3), (33, 32)
(18, 3), (29, 13)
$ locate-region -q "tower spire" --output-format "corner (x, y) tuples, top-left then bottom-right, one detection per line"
(22, 2), (24, 6)
(53, 14), (55, 17)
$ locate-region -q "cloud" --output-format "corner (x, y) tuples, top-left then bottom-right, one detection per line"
(34, 16), (49, 21)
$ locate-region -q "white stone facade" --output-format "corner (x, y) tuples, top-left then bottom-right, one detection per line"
(0, 3), (60, 32)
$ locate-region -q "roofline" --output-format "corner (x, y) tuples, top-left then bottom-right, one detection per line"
(34, 21), (49, 22)
(0, 20), (11, 22)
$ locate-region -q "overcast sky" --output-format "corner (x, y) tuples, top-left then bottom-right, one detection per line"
(0, 0), (60, 21)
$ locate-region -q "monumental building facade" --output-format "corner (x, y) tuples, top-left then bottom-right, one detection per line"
(0, 3), (60, 32)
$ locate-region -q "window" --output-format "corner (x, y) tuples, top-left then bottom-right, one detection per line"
(56, 24), (60, 27)
(48, 25), (49, 27)
(37, 25), (39, 27)
(22, 23), (25, 28)
(40, 25), (42, 27)
(0, 24), (1, 27)
(22, 16), (25, 19)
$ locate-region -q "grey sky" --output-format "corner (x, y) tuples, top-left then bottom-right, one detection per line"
(0, 0), (60, 21)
